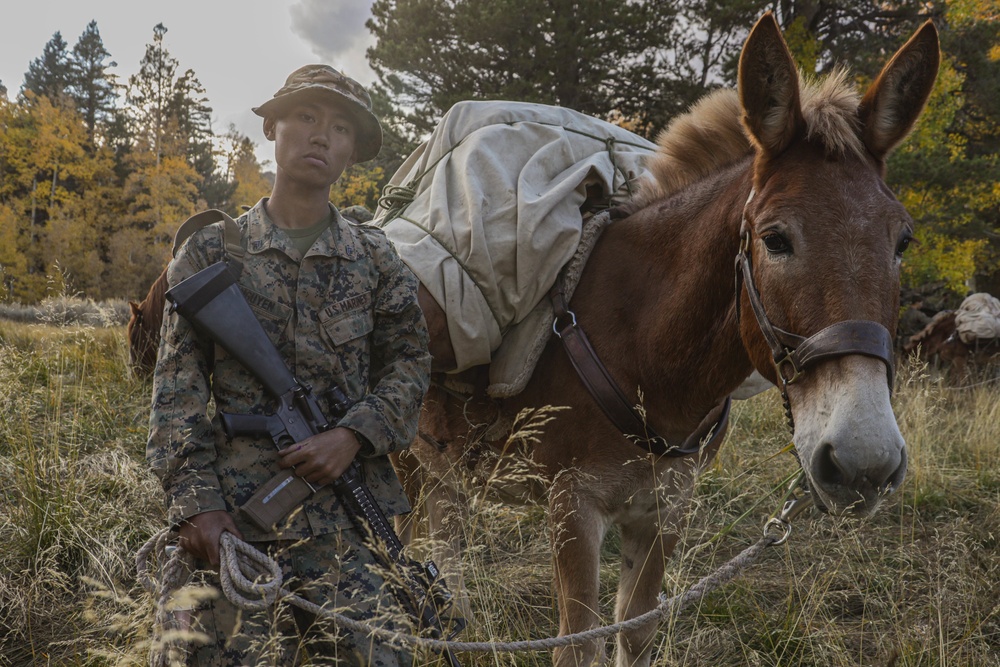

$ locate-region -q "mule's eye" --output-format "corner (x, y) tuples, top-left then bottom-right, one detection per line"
(762, 232), (791, 254)
(896, 235), (914, 257)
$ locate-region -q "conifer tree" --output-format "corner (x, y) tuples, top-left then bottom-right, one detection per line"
(22, 31), (72, 104)
(127, 24), (222, 205)
(367, 0), (678, 137)
(127, 23), (177, 164)
(67, 20), (119, 145)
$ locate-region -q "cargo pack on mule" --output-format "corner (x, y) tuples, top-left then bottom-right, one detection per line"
(904, 292), (1000, 378)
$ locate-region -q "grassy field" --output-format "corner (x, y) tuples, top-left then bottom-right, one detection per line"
(0, 316), (997, 666)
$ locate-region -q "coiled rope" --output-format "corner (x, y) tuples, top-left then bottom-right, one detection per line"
(137, 528), (780, 657)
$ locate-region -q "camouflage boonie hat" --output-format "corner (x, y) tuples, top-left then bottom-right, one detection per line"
(254, 64), (383, 163)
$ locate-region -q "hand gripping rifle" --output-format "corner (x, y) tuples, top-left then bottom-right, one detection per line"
(165, 261), (465, 665)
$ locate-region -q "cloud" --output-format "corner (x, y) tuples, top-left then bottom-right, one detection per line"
(289, 0), (376, 83)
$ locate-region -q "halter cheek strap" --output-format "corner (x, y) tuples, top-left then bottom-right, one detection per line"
(734, 189), (896, 427)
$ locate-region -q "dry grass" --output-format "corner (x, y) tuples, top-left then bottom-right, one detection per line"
(1, 320), (997, 666)
(0, 320), (160, 666)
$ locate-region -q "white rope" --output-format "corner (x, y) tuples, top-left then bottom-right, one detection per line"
(137, 528), (778, 655)
(136, 529), (198, 667)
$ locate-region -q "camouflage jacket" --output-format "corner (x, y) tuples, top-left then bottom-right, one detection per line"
(147, 199), (431, 542)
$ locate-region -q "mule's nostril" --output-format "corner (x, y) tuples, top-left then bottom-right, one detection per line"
(814, 443), (848, 488)
(883, 446), (907, 492)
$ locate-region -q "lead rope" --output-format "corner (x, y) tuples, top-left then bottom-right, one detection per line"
(137, 483), (811, 659)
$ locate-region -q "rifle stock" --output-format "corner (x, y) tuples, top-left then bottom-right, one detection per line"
(166, 262), (296, 397)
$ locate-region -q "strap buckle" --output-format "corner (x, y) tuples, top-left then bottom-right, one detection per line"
(774, 350), (804, 385)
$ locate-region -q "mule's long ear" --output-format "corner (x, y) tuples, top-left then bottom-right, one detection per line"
(859, 21), (940, 161)
(738, 13), (805, 158)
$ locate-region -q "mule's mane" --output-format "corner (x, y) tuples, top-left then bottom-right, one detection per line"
(636, 68), (864, 206)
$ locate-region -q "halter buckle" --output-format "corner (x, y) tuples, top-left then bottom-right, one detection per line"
(775, 351), (804, 385)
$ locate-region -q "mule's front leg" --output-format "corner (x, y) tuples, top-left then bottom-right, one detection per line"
(614, 518), (679, 667)
(391, 447), (473, 623)
(550, 475), (610, 667)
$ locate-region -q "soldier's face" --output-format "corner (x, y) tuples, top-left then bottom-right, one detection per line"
(267, 97), (358, 190)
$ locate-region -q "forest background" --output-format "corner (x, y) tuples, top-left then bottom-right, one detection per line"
(0, 0), (997, 308)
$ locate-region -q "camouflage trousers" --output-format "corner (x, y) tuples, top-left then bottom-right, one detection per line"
(175, 527), (414, 666)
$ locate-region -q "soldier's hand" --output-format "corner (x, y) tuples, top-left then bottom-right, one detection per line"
(178, 510), (243, 568)
(278, 426), (362, 486)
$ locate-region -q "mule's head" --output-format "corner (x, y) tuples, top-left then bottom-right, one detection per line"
(736, 14), (939, 516)
(127, 299), (158, 374)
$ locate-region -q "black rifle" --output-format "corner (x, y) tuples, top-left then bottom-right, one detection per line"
(165, 261), (464, 665)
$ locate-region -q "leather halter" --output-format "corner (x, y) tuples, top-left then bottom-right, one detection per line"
(734, 189), (896, 427)
(551, 283), (732, 458)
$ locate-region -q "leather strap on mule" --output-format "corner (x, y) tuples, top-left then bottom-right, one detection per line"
(734, 188), (895, 431)
(734, 236), (895, 389)
(551, 282), (731, 458)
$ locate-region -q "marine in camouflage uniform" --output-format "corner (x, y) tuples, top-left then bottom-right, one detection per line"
(147, 65), (431, 666)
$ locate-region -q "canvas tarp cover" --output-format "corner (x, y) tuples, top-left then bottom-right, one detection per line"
(955, 292), (1000, 343)
(374, 100), (655, 379)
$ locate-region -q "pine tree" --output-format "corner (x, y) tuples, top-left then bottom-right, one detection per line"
(170, 68), (228, 207)
(22, 31), (72, 104)
(67, 20), (119, 145)
(367, 0), (678, 137)
(127, 23), (177, 164)
(127, 24), (223, 205)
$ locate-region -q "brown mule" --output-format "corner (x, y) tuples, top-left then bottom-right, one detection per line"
(905, 310), (1000, 381)
(127, 266), (169, 375)
(401, 14), (940, 667)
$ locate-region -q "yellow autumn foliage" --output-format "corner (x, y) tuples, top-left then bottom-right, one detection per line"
(331, 163), (385, 213)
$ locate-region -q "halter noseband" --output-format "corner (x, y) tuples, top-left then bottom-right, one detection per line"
(734, 189), (896, 429)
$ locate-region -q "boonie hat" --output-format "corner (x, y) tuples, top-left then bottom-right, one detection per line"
(254, 64), (383, 163)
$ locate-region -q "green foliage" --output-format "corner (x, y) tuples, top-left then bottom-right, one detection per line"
(783, 16), (820, 72)
(331, 162), (385, 213)
(901, 229), (985, 295)
(67, 20), (119, 145)
(22, 31), (72, 103)
(889, 0), (1000, 300)
(367, 0), (680, 137)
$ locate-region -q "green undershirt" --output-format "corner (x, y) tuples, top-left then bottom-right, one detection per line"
(282, 214), (332, 258)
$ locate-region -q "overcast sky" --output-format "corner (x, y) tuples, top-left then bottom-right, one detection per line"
(0, 0), (378, 166)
